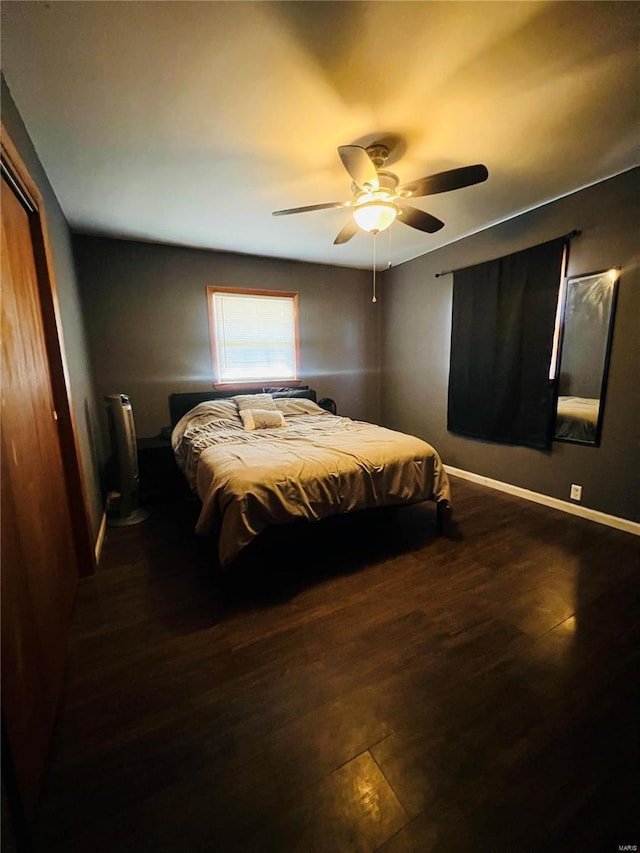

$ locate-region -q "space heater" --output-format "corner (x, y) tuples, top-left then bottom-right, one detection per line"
(105, 393), (150, 526)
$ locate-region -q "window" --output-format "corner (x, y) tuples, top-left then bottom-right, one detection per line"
(207, 286), (299, 387)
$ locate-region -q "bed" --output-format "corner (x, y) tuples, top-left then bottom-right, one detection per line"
(169, 388), (451, 567)
(555, 396), (600, 443)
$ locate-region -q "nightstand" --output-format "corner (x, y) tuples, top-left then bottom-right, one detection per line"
(137, 436), (190, 504)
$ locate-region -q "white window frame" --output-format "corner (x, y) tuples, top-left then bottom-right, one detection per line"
(207, 286), (300, 389)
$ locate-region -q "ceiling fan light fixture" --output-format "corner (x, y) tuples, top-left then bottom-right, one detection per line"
(353, 200), (397, 233)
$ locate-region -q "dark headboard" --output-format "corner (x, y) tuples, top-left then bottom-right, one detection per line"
(169, 386), (317, 427)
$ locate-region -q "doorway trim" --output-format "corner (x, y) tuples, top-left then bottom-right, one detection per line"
(1, 122), (96, 576)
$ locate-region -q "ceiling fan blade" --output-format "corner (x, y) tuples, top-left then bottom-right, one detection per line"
(399, 164), (489, 198)
(272, 201), (347, 216)
(337, 145), (379, 191)
(333, 219), (359, 245)
(397, 204), (445, 233)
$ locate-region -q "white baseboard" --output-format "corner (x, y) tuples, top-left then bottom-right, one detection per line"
(444, 465), (640, 537)
(94, 508), (107, 564)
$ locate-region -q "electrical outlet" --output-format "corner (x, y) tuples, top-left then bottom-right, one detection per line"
(570, 484), (582, 501)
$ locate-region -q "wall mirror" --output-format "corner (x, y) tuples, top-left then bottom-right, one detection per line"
(554, 268), (619, 446)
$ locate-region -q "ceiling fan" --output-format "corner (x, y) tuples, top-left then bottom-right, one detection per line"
(272, 143), (489, 245)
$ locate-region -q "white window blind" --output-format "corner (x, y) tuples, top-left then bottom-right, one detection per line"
(210, 290), (298, 383)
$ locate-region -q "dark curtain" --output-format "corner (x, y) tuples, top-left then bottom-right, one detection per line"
(447, 237), (566, 449)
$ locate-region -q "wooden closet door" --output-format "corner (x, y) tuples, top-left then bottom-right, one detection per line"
(1, 171), (79, 819)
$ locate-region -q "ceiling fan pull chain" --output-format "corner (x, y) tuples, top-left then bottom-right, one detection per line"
(372, 231), (377, 303)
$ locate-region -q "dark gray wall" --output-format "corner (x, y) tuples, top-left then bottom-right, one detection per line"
(73, 235), (380, 449)
(1, 76), (104, 538)
(381, 168), (640, 523)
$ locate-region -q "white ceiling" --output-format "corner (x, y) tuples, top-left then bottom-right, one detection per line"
(1, 1), (638, 269)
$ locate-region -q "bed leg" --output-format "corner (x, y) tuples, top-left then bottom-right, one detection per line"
(436, 500), (452, 536)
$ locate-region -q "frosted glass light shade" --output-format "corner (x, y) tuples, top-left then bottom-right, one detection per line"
(353, 201), (397, 233)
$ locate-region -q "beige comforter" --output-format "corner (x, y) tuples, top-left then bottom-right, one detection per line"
(173, 405), (451, 567)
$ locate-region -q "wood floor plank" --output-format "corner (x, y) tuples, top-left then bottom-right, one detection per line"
(32, 477), (640, 852)
(260, 751), (409, 853)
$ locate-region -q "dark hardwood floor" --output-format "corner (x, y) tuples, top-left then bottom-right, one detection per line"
(33, 477), (640, 853)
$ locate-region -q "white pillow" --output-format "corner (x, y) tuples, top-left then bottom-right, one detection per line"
(239, 408), (286, 431)
(233, 393), (277, 412)
(189, 400), (241, 420)
(273, 398), (329, 416)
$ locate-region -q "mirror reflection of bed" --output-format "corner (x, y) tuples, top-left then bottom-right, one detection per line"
(553, 269), (618, 446)
(555, 395), (599, 443)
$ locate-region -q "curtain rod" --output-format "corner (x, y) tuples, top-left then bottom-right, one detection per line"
(434, 230), (581, 278)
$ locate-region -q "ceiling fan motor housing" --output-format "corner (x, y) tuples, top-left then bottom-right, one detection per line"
(352, 171), (399, 201)
(376, 171), (399, 192)
(365, 144), (390, 169)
